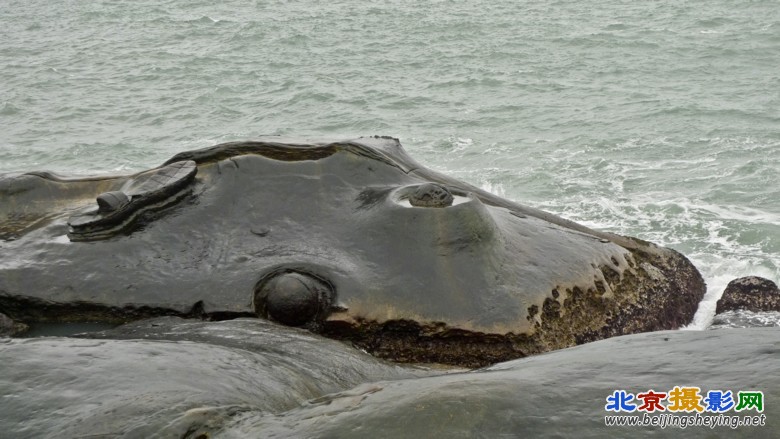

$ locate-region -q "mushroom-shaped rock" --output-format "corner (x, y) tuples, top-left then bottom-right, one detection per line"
(716, 276), (780, 314)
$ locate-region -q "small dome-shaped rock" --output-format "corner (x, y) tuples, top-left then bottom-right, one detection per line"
(715, 276), (780, 314)
(409, 183), (454, 208)
(256, 272), (333, 327)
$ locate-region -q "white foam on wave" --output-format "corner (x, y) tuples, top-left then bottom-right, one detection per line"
(693, 203), (780, 225)
(683, 262), (779, 330)
(710, 310), (780, 329)
(479, 181), (506, 198)
(183, 15), (222, 24)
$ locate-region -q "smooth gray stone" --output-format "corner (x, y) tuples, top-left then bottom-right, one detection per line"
(210, 328), (780, 439)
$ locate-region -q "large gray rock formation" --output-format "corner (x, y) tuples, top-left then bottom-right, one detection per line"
(0, 137), (705, 366)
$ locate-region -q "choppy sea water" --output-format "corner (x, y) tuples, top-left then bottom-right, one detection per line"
(1, 0), (778, 329)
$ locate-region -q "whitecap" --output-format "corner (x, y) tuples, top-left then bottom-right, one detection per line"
(683, 262), (778, 330)
(479, 180), (505, 198)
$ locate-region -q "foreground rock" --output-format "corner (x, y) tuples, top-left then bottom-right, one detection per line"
(0, 137), (705, 366)
(0, 318), (425, 438)
(208, 329), (779, 438)
(2, 324), (775, 437)
(716, 276), (780, 314)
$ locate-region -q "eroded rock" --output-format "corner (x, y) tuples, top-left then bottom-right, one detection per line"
(0, 137), (706, 366)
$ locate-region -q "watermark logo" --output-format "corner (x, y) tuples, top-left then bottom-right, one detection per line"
(605, 387), (765, 429)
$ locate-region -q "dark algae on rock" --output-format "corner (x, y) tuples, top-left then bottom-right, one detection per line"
(0, 137), (705, 366)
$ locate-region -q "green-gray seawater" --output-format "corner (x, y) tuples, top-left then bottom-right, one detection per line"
(1, 0), (778, 327)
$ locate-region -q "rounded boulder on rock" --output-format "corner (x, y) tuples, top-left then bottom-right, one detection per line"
(716, 276), (780, 314)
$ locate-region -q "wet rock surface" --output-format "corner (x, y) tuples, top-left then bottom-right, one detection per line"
(206, 328), (779, 439)
(716, 276), (780, 314)
(0, 318), (426, 438)
(0, 137), (706, 366)
(4, 323), (774, 438)
(67, 160), (197, 241)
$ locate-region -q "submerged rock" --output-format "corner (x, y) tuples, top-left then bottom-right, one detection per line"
(716, 276), (780, 314)
(0, 137), (706, 366)
(0, 317), (424, 438)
